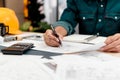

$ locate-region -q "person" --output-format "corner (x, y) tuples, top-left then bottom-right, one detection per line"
(44, 0), (120, 52)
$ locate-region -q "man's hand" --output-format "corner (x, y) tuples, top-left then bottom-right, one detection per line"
(43, 29), (63, 47)
(100, 33), (120, 52)
(43, 26), (67, 47)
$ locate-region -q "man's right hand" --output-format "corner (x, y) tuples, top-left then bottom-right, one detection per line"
(43, 29), (63, 47)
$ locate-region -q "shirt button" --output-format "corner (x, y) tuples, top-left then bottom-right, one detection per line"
(98, 19), (102, 22)
(115, 16), (118, 20)
(83, 17), (86, 20)
(97, 33), (100, 36)
(100, 5), (104, 7)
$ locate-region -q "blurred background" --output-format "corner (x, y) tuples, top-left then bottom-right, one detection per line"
(0, 0), (67, 33)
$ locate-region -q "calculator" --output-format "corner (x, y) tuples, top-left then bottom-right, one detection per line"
(1, 43), (34, 55)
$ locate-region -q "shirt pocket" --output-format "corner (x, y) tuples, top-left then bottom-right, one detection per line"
(104, 13), (120, 27)
(78, 13), (96, 34)
(105, 13), (120, 22)
(104, 13), (120, 35)
(79, 12), (95, 20)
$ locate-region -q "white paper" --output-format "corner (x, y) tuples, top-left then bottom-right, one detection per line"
(19, 39), (104, 54)
(1, 34), (106, 54)
(0, 55), (54, 80)
(54, 54), (120, 80)
(63, 34), (106, 44)
(24, 34), (106, 54)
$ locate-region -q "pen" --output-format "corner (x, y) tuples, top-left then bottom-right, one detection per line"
(84, 33), (99, 42)
(50, 25), (62, 46)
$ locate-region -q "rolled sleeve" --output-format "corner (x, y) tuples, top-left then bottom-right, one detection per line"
(52, 21), (75, 35)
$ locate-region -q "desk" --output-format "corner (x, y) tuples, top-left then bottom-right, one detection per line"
(0, 32), (120, 80)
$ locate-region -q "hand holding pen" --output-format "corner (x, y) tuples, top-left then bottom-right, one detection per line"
(50, 25), (62, 47)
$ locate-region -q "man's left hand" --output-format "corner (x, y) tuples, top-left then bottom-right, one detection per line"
(100, 33), (120, 52)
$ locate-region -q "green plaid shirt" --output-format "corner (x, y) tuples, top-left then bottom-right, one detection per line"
(53, 0), (120, 37)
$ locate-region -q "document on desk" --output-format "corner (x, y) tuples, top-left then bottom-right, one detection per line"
(29, 41), (104, 54)
(29, 34), (106, 54)
(54, 54), (120, 80)
(0, 55), (55, 80)
(0, 34), (106, 54)
(63, 34), (106, 44)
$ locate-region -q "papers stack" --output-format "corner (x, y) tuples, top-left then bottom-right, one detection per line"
(30, 34), (106, 54)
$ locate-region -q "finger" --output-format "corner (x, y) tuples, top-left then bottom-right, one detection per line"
(44, 29), (57, 41)
(103, 45), (120, 52)
(116, 45), (120, 52)
(100, 38), (120, 51)
(46, 29), (62, 42)
(103, 47), (117, 52)
(104, 36), (113, 45)
(56, 33), (64, 43)
(49, 33), (63, 46)
(105, 33), (120, 45)
(43, 30), (61, 47)
(44, 35), (60, 47)
(48, 38), (60, 47)
(100, 45), (117, 52)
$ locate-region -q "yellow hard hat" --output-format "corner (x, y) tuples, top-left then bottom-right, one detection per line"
(0, 7), (22, 34)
